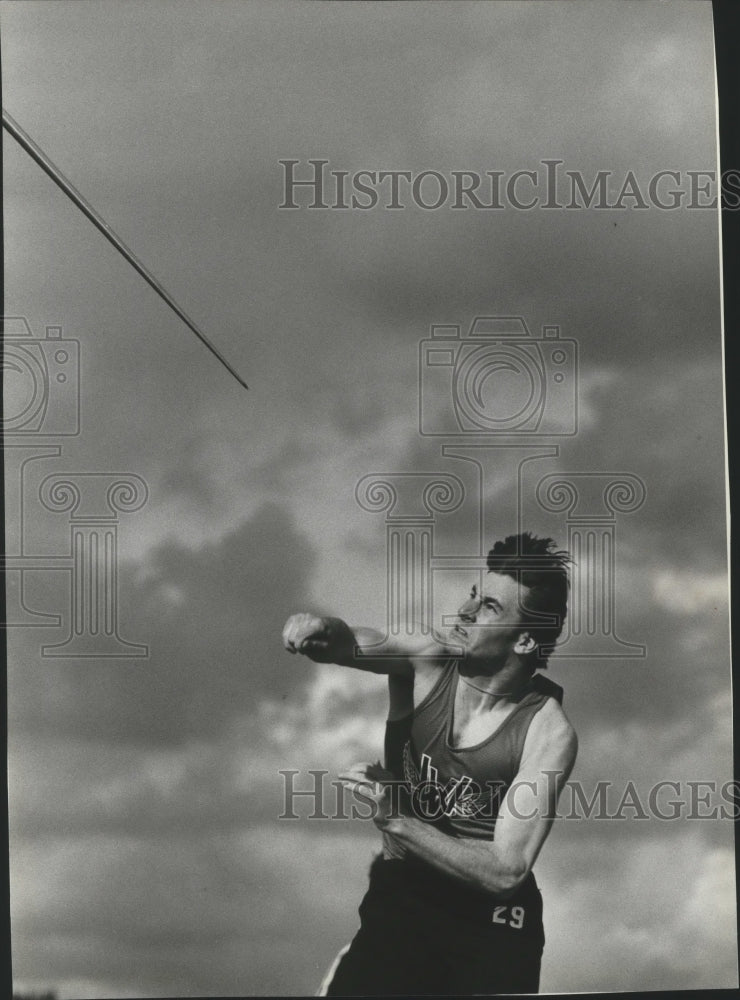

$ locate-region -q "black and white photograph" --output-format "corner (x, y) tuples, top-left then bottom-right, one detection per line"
(3, 1), (736, 997)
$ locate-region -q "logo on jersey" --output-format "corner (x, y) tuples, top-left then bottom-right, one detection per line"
(402, 742), (504, 821)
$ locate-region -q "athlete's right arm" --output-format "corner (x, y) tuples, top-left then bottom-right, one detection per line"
(282, 613), (445, 676)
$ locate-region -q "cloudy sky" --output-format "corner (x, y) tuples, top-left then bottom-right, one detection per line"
(3, 1), (735, 996)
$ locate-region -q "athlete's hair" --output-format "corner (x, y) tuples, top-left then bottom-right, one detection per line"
(486, 532), (571, 669)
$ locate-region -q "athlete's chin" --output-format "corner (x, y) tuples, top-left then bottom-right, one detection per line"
(459, 647), (500, 668)
(457, 646), (483, 664)
(448, 628), (470, 652)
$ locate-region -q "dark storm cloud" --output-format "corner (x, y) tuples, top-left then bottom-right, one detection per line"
(9, 502), (317, 745)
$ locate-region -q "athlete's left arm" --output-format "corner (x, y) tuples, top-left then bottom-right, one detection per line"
(370, 699), (578, 899)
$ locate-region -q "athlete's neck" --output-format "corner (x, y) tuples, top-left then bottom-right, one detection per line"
(456, 656), (533, 702)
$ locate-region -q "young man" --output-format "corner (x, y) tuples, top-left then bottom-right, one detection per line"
(283, 532), (577, 995)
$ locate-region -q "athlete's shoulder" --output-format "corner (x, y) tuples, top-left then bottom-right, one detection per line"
(409, 652), (456, 708)
(524, 684), (578, 768)
(531, 672), (564, 705)
(408, 634), (457, 677)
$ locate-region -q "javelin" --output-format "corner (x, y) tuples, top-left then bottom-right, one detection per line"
(2, 107), (248, 390)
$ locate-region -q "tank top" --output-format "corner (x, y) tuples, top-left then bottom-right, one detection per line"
(385, 662), (562, 841)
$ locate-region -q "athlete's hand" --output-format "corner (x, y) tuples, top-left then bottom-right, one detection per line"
(338, 760), (395, 791)
(338, 761), (398, 825)
(282, 613), (356, 664)
(339, 762), (407, 857)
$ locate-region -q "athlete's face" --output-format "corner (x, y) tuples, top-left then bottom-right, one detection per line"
(451, 571), (533, 663)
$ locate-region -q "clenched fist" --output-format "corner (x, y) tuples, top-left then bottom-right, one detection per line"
(282, 613), (356, 664)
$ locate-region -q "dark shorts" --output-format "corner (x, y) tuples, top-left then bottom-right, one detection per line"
(326, 855), (545, 996)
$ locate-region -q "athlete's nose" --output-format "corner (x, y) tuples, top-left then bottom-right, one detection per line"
(458, 595), (481, 623)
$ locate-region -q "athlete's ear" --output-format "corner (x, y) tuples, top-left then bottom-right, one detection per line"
(514, 631), (536, 655)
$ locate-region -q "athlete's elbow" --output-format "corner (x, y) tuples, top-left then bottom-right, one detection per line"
(481, 859), (529, 899)
(499, 863), (529, 899)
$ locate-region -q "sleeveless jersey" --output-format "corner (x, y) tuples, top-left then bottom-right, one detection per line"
(386, 663), (562, 841)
